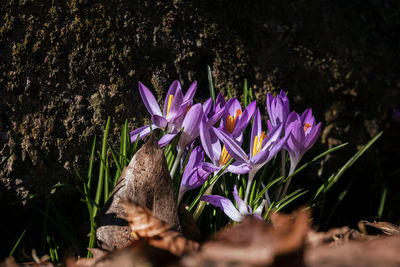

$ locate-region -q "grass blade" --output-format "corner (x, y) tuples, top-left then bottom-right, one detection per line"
(9, 221), (33, 256)
(324, 131), (383, 192)
(377, 186), (387, 220)
(243, 79), (248, 107)
(275, 189), (308, 212)
(207, 65), (216, 102)
(87, 136), (97, 190)
(284, 142), (348, 184)
(93, 116), (111, 217)
(250, 176), (283, 207)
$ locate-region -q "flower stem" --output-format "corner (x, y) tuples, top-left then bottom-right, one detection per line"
(275, 150), (287, 202)
(279, 161), (297, 201)
(244, 169), (256, 204)
(193, 183), (215, 221)
(170, 147), (183, 178)
(280, 150), (286, 180)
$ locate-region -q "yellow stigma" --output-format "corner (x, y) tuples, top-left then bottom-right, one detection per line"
(219, 145), (231, 165)
(252, 131), (266, 157)
(166, 94), (174, 116)
(304, 123), (311, 132)
(226, 109), (242, 133)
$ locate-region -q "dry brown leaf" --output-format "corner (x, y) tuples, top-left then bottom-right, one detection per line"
(122, 199), (199, 257)
(69, 239), (179, 267)
(182, 207), (310, 267)
(95, 133), (181, 251)
(305, 235), (400, 266)
(359, 220), (400, 236)
(178, 204), (201, 242)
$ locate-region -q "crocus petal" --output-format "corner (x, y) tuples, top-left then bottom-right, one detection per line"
(166, 88), (185, 121)
(179, 167), (209, 203)
(212, 128), (248, 163)
(215, 93), (226, 108)
(267, 90), (290, 128)
(233, 185), (248, 214)
(226, 161), (251, 174)
(203, 98), (213, 115)
(151, 115), (168, 128)
(304, 122), (321, 150)
(158, 133), (178, 147)
(183, 146), (204, 173)
(300, 108), (313, 124)
(200, 195), (242, 222)
(250, 108), (262, 156)
(226, 98), (242, 115)
(163, 80), (182, 116)
(200, 120), (220, 164)
(180, 168), (209, 193)
(205, 106), (225, 128)
(184, 81), (197, 103)
(267, 120), (273, 132)
(232, 100), (257, 136)
(138, 82), (162, 117)
(263, 132), (289, 164)
(130, 124), (159, 142)
(179, 103), (203, 148)
(201, 162), (220, 173)
(250, 150), (270, 165)
(260, 123), (283, 151)
(254, 199), (266, 216)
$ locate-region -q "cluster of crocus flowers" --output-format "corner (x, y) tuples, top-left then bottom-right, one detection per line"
(130, 81), (321, 222)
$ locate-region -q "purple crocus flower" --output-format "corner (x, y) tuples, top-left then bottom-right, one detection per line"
(284, 108), (322, 174)
(202, 93), (226, 128)
(200, 185), (264, 222)
(166, 103), (205, 177)
(130, 80), (197, 144)
(178, 146), (216, 204)
(214, 108), (288, 203)
(199, 119), (251, 175)
(277, 109), (321, 199)
(219, 98), (257, 143)
(266, 90), (290, 131)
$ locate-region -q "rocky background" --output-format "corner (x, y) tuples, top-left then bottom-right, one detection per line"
(1, 0), (400, 243)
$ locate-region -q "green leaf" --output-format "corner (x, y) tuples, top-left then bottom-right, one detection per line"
(243, 79), (248, 107)
(324, 131), (383, 193)
(93, 116), (111, 218)
(250, 176), (283, 207)
(87, 136), (97, 190)
(275, 188), (308, 212)
(207, 65), (216, 102)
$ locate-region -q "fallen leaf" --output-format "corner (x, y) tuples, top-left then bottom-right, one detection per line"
(69, 239), (179, 267)
(182, 207), (310, 267)
(359, 220), (400, 236)
(95, 133), (181, 250)
(305, 235), (400, 267)
(178, 204), (202, 242)
(122, 199), (199, 257)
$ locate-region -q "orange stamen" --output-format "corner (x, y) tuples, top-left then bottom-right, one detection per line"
(226, 109), (242, 133)
(219, 145), (231, 165)
(304, 123), (311, 132)
(252, 131), (266, 157)
(166, 95), (174, 116)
